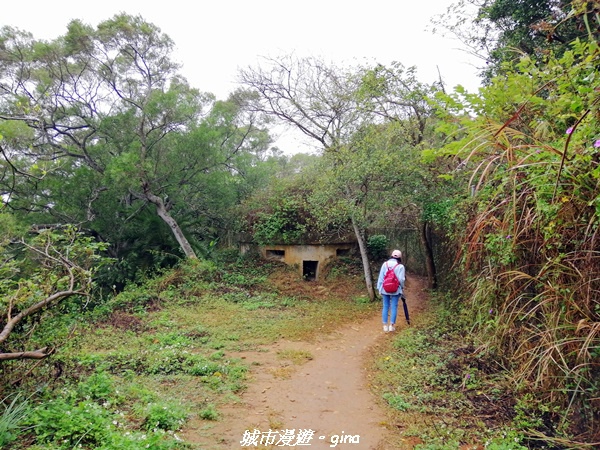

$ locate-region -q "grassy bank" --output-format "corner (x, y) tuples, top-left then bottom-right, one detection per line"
(368, 288), (566, 450)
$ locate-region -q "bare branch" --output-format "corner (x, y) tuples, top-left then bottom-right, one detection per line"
(0, 289), (86, 346)
(0, 347), (52, 361)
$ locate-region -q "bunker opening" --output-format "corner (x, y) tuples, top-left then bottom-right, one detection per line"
(266, 249), (285, 261)
(303, 260), (318, 281)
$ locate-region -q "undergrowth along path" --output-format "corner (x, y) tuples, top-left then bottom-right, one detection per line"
(184, 276), (428, 450)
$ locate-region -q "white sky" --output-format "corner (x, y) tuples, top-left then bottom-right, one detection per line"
(2, 0), (483, 153)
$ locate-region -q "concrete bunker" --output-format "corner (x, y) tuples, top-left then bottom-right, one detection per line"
(242, 242), (355, 281)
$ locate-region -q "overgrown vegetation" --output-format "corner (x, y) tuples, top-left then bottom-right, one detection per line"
(370, 289), (589, 449)
(430, 19), (600, 446)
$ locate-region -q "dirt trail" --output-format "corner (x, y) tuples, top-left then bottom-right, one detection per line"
(185, 276), (428, 450)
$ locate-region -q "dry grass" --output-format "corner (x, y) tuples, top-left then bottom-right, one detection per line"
(276, 349), (313, 365)
(448, 93), (600, 445)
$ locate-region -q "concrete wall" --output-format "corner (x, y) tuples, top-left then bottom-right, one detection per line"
(258, 243), (354, 281)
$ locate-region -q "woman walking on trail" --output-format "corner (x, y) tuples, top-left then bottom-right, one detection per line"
(377, 249), (405, 332)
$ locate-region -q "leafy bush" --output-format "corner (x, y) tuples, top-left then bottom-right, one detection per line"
(250, 196), (309, 245)
(171, 258), (219, 285)
(220, 270), (267, 288)
(76, 371), (116, 402)
(485, 434), (527, 450)
(103, 285), (159, 313)
(24, 370), (189, 449)
(95, 430), (188, 450)
(187, 361), (223, 377)
(141, 401), (188, 431)
(382, 392), (411, 411)
(28, 398), (113, 448)
(97, 347), (246, 394)
(366, 234), (389, 261)
(199, 404), (219, 421)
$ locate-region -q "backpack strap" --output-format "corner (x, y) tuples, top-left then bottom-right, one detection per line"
(386, 262), (398, 271)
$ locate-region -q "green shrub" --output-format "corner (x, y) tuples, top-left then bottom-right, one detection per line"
(173, 257), (219, 284)
(188, 361), (224, 377)
(96, 430), (188, 450)
(76, 370), (116, 401)
(485, 434), (528, 450)
(220, 270), (266, 288)
(105, 285), (158, 313)
(382, 392), (411, 411)
(367, 234), (389, 261)
(143, 349), (199, 375)
(151, 332), (194, 348)
(28, 398), (113, 448)
(141, 401), (188, 431)
(199, 404), (219, 421)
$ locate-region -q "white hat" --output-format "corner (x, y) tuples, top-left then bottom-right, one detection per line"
(391, 249), (402, 258)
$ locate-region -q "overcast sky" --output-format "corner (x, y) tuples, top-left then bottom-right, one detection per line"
(3, 0), (483, 152)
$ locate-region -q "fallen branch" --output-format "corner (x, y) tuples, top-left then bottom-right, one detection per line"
(0, 289), (84, 345)
(0, 232), (95, 363)
(0, 347), (52, 361)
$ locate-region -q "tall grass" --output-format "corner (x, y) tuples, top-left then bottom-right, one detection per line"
(455, 137), (600, 443)
(0, 393), (29, 447)
(438, 33), (600, 445)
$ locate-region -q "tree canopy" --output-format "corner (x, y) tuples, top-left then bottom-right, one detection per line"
(0, 15), (271, 268)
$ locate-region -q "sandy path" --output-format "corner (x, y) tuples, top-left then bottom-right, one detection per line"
(186, 278), (426, 450)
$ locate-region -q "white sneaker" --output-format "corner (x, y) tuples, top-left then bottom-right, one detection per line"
(389, 324), (396, 332)
(383, 324), (389, 332)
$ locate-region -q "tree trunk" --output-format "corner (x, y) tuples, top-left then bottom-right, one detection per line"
(420, 220), (438, 289)
(144, 189), (198, 259)
(351, 216), (375, 301)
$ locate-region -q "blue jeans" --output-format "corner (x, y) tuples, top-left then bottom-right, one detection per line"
(382, 294), (399, 324)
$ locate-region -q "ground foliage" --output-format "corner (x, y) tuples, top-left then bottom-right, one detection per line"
(0, 255), (376, 449)
(370, 291), (529, 449)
